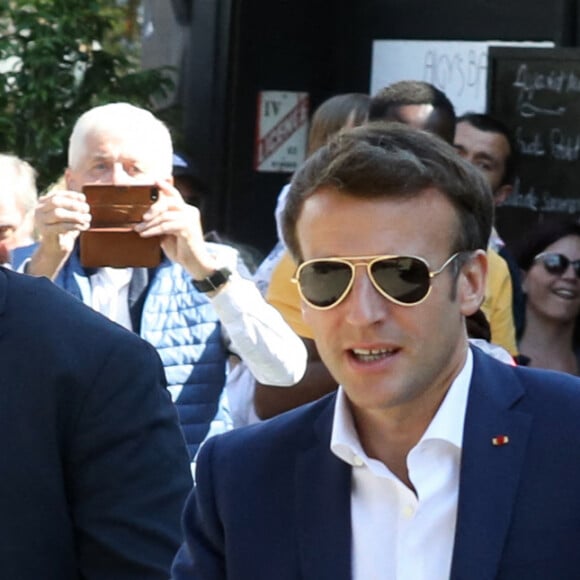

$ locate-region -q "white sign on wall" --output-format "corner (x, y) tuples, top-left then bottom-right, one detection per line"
(254, 91), (309, 173)
(371, 40), (553, 115)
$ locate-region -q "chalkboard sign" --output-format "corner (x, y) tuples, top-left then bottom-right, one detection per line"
(488, 47), (580, 247)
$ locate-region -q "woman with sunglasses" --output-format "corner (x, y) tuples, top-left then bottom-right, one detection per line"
(513, 219), (580, 374)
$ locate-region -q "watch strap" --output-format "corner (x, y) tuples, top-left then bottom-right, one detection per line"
(191, 267), (232, 293)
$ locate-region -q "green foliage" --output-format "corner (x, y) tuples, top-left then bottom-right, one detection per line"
(0, 0), (175, 191)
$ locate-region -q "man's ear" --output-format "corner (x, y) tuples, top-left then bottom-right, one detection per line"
(493, 184), (512, 206)
(457, 249), (487, 317)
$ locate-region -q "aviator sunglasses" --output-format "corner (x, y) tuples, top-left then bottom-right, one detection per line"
(534, 252), (580, 278)
(293, 253), (461, 310)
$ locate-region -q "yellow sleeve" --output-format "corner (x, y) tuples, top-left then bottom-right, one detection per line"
(266, 251), (314, 339)
(481, 249), (518, 356)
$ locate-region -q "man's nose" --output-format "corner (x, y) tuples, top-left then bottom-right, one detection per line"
(343, 268), (390, 326)
(110, 163), (132, 185)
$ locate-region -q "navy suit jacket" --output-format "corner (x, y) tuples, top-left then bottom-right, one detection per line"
(0, 268), (193, 579)
(173, 346), (580, 579)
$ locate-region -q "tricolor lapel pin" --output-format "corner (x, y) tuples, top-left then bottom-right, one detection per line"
(492, 435), (510, 446)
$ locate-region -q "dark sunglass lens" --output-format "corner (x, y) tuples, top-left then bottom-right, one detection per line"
(542, 254), (568, 275)
(371, 257), (430, 304)
(299, 261), (352, 307)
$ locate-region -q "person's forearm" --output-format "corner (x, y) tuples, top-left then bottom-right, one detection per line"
(213, 277), (308, 385)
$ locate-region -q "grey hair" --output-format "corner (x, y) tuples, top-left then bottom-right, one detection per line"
(0, 154), (38, 213)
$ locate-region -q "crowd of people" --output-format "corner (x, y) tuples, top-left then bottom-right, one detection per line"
(2, 78), (580, 579)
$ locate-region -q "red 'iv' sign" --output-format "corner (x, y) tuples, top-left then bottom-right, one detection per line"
(254, 91), (309, 173)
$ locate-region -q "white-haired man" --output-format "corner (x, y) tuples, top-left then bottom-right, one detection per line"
(0, 154), (37, 265)
(16, 102), (306, 460)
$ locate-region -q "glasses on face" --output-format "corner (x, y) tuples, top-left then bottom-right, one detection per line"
(534, 252), (580, 278)
(293, 253), (461, 310)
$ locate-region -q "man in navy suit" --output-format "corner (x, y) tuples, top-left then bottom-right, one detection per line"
(0, 267), (192, 578)
(172, 123), (580, 579)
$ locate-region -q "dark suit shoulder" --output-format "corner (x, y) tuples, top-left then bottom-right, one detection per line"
(1, 267), (135, 336)
(0, 267), (154, 369)
(197, 392), (336, 486)
(0, 268), (192, 578)
(472, 344), (580, 421)
(212, 391), (335, 450)
(512, 364), (580, 423)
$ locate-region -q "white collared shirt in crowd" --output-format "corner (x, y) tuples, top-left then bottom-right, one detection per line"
(88, 267), (133, 330)
(331, 349), (473, 580)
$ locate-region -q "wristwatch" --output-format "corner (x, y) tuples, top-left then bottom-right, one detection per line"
(191, 267), (232, 293)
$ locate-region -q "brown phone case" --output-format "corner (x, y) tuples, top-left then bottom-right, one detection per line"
(80, 185), (162, 268)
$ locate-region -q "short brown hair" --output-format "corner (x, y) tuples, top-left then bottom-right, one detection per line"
(307, 93), (370, 156)
(281, 122), (493, 262)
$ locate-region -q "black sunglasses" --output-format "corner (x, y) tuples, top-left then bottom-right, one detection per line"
(534, 252), (580, 278)
(293, 253), (460, 310)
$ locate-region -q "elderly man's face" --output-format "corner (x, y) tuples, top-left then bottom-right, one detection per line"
(66, 128), (169, 191)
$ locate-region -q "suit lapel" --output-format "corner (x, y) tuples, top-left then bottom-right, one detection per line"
(450, 348), (532, 580)
(295, 396), (352, 580)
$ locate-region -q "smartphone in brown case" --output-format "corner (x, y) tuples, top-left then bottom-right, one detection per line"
(80, 184), (162, 268)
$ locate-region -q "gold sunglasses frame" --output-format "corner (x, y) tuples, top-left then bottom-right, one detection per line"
(293, 253), (460, 310)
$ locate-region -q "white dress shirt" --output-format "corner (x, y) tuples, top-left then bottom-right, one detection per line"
(210, 270), (306, 386)
(331, 349), (473, 580)
(88, 267), (133, 330)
